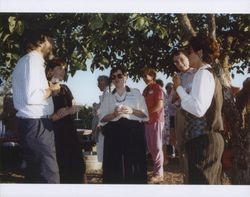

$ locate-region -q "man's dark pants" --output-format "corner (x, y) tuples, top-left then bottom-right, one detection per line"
(18, 118), (60, 183)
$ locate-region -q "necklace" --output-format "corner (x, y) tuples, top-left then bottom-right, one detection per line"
(115, 91), (127, 103)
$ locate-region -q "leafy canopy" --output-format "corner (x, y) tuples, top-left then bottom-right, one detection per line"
(0, 13), (249, 81)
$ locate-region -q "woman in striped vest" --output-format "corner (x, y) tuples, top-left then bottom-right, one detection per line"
(173, 35), (225, 184)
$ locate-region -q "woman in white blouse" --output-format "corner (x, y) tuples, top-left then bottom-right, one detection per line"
(173, 35), (224, 184)
(99, 66), (149, 184)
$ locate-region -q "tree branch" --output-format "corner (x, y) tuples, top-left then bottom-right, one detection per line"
(208, 14), (216, 40)
(222, 56), (233, 87)
(178, 14), (197, 38)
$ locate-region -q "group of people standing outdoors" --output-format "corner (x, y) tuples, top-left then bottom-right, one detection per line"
(90, 34), (226, 184)
(10, 30), (249, 185)
(12, 32), (85, 183)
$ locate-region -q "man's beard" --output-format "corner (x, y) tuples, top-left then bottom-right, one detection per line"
(43, 50), (54, 61)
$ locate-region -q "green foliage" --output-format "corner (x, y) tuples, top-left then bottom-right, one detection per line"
(78, 105), (93, 129)
(216, 14), (250, 69)
(0, 13), (249, 81)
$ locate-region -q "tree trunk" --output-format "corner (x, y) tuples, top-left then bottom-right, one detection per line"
(178, 14), (197, 38)
(219, 55), (233, 87)
(208, 14), (216, 40)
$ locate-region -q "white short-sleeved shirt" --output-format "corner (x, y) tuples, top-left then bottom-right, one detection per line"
(99, 87), (149, 125)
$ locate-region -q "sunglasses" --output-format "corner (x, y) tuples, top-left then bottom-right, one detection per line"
(111, 73), (123, 80)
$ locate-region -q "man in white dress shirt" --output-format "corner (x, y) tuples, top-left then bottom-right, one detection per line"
(12, 31), (60, 183)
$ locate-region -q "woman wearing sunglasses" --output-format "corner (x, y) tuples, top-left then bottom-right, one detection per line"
(99, 66), (149, 184)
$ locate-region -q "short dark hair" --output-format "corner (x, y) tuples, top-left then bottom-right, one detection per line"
(46, 58), (67, 80)
(47, 58), (66, 69)
(25, 30), (53, 51)
(188, 34), (220, 64)
(165, 82), (173, 90)
(156, 79), (164, 88)
(172, 49), (187, 57)
(110, 66), (128, 79)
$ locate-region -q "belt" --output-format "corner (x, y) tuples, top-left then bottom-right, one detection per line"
(19, 115), (51, 120)
(41, 115), (51, 119)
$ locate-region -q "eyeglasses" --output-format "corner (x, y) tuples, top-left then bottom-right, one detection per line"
(111, 73), (123, 80)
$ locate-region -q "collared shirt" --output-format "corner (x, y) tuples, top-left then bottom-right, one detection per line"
(176, 64), (215, 118)
(171, 67), (196, 108)
(99, 88), (149, 125)
(143, 83), (165, 123)
(12, 50), (54, 118)
(180, 67), (196, 92)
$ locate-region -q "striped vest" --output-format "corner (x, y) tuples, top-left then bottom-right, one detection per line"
(184, 68), (224, 141)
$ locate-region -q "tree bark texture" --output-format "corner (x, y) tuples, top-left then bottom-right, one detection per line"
(208, 14), (216, 40)
(178, 14), (197, 38)
(234, 92), (250, 184)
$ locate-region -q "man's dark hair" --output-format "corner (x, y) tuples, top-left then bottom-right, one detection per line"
(24, 30), (53, 52)
(165, 82), (173, 90)
(188, 34), (220, 64)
